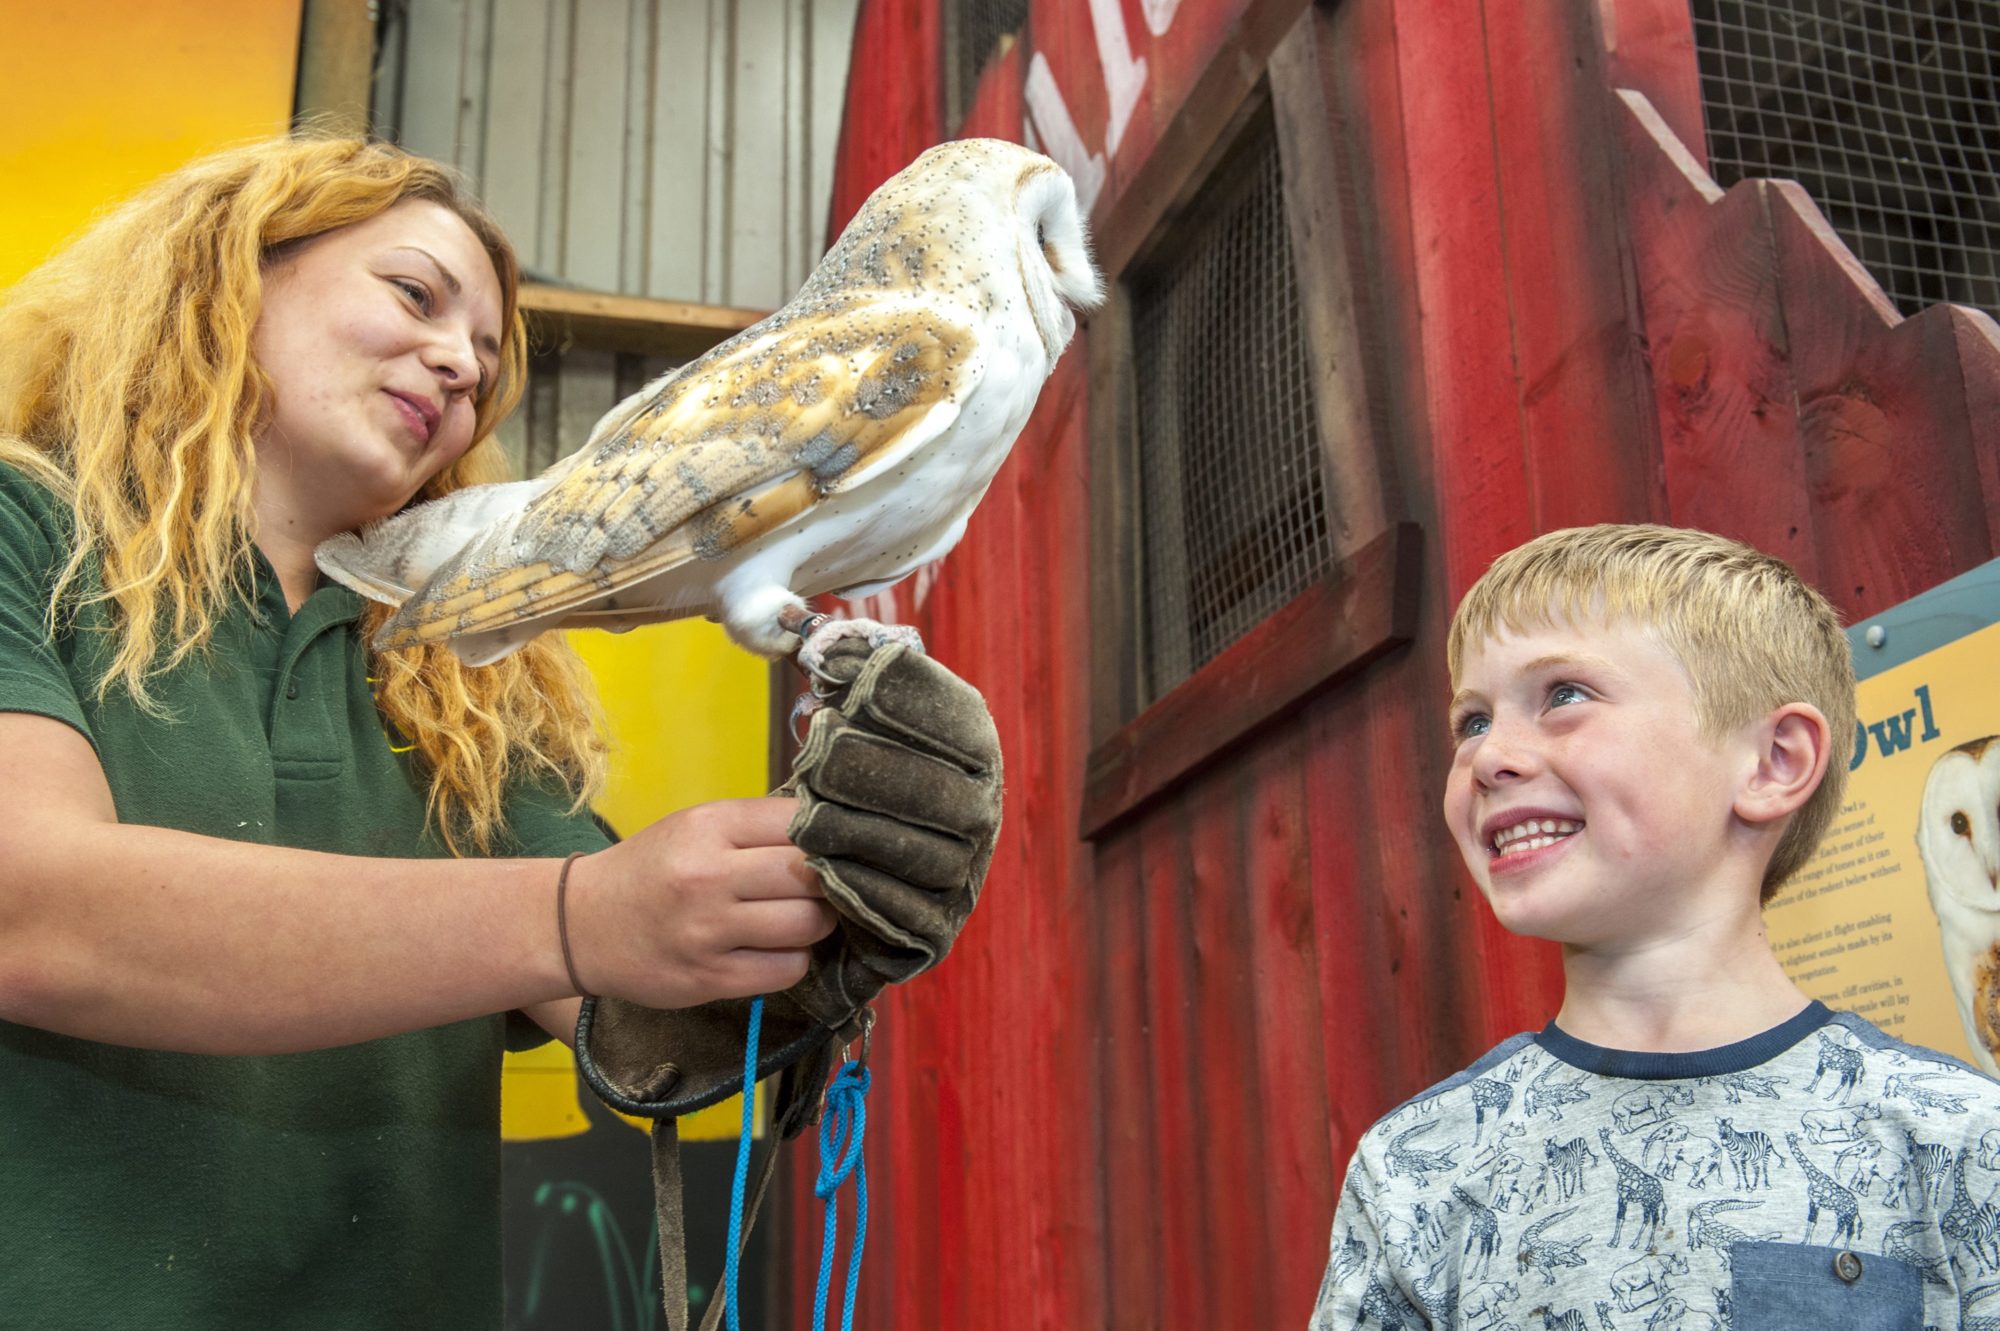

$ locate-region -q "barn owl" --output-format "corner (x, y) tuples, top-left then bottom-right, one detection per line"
(1915, 736), (2000, 1076)
(317, 138), (1103, 667)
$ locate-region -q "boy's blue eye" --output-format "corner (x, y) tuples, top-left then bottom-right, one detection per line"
(1549, 683), (1586, 707)
(1453, 713), (1490, 741)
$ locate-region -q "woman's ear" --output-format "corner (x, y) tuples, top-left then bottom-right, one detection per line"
(1736, 702), (1832, 826)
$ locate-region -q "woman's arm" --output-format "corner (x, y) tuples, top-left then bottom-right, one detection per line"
(0, 712), (833, 1055)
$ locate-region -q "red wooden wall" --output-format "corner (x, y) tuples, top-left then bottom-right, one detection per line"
(778, 1), (2000, 1326)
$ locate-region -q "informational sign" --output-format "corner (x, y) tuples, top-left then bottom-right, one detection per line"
(1769, 559), (2000, 1076)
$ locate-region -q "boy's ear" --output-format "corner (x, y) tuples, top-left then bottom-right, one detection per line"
(1735, 702), (1831, 826)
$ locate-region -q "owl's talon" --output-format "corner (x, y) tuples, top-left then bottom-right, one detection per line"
(789, 691), (826, 743)
(796, 616), (927, 684)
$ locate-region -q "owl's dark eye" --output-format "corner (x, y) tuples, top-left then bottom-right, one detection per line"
(1036, 222), (1047, 248)
(1952, 811), (1972, 837)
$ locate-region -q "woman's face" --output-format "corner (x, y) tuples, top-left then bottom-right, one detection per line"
(251, 199), (504, 538)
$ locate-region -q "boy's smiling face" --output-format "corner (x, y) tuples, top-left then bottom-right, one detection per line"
(1444, 615), (1757, 947)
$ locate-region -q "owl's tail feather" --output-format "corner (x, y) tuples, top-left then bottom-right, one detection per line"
(315, 479), (550, 608)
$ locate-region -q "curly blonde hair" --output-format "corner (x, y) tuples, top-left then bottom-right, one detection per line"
(0, 134), (605, 852)
(1447, 524), (1856, 900)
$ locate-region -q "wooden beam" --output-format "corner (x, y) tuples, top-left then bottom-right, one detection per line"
(294, 0), (375, 136)
(1079, 521), (1423, 839)
(517, 283), (771, 360)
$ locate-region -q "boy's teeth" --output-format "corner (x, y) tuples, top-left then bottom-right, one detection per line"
(1492, 818), (1581, 853)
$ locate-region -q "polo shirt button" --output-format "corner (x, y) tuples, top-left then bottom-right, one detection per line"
(286, 683), (300, 700)
(1833, 1250), (1862, 1282)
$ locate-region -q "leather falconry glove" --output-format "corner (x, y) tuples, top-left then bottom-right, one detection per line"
(571, 638), (1002, 1331)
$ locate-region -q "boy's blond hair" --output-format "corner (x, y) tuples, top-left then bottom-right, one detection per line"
(1446, 524), (1856, 901)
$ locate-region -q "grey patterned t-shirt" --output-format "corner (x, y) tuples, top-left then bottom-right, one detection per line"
(1309, 1004), (2000, 1330)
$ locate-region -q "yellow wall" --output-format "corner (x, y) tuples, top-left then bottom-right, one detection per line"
(570, 622), (773, 837)
(1, 0), (771, 1142)
(506, 622), (771, 1144)
(0, 1), (303, 287)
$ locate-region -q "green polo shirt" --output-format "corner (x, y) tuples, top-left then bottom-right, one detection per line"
(0, 463), (609, 1329)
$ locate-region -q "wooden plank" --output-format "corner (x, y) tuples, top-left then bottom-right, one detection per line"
(1598, 0), (1706, 169)
(1080, 522), (1422, 838)
(1483, 0), (1663, 530)
(1137, 812), (1204, 1331)
(518, 283), (767, 359)
(1613, 90), (1818, 581)
(821, 0), (941, 239)
(1269, 4), (1394, 552)
(1302, 670), (1417, 1163)
(1241, 734), (1337, 1327)
(1179, 777), (1266, 1328)
(1090, 0), (1308, 278)
(1092, 831), (1161, 1331)
(1391, 0), (1534, 602)
(294, 0), (376, 135)
(1007, 365), (1109, 1329)
(1769, 181), (1997, 619)
(1086, 291), (1141, 749)
(1952, 308), (2000, 555)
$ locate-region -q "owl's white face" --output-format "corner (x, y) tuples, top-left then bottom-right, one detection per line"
(1917, 739), (2000, 914)
(1916, 737), (2000, 1075)
(1010, 160), (1104, 361)
(799, 137), (1104, 370)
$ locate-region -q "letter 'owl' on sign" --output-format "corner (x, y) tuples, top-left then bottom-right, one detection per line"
(317, 139), (1103, 666)
(1915, 735), (2000, 1076)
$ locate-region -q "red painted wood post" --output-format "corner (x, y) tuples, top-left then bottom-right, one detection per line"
(1953, 309), (2000, 555)
(1768, 184), (1997, 619)
(1613, 92), (1821, 582)
(1598, 0), (1707, 167)
(1242, 734), (1338, 1328)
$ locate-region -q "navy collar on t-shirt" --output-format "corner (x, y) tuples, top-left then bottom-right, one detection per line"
(1536, 1000), (1832, 1080)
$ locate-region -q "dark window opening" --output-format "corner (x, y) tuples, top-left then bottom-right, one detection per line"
(1128, 106), (1333, 703)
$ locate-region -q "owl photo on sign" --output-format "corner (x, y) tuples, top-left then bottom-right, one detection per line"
(1914, 735), (2000, 1077)
(317, 138), (1103, 672)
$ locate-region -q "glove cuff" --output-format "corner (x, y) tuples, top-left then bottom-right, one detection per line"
(573, 994), (834, 1121)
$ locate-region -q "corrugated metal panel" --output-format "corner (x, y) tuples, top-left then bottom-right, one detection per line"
(381, 0), (857, 310)
(379, 0), (856, 481)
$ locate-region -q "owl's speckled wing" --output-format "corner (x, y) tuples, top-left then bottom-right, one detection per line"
(370, 299), (979, 652)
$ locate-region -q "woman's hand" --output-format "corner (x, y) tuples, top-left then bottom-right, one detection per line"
(558, 797), (837, 1010)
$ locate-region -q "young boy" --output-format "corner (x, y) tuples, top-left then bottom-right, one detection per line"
(1309, 524), (2000, 1331)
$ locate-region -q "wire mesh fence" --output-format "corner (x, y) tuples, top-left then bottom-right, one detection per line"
(1693, 0), (2000, 318)
(1131, 110), (1334, 703)
(943, 0), (1030, 130)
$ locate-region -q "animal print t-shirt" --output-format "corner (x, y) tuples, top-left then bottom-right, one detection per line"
(1309, 1004), (2000, 1330)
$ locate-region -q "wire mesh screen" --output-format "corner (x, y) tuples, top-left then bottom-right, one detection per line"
(1692, 0), (2000, 318)
(944, 0), (1030, 130)
(1130, 110), (1333, 703)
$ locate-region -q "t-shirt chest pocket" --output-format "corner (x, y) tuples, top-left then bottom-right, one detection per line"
(1729, 1240), (1920, 1329)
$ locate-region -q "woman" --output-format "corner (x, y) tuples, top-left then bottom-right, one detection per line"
(0, 136), (835, 1329)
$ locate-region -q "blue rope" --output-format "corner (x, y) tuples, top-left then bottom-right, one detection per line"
(812, 1059), (871, 1331)
(721, 996), (763, 1331)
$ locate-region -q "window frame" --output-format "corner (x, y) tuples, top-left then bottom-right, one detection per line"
(1081, 7), (1419, 839)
